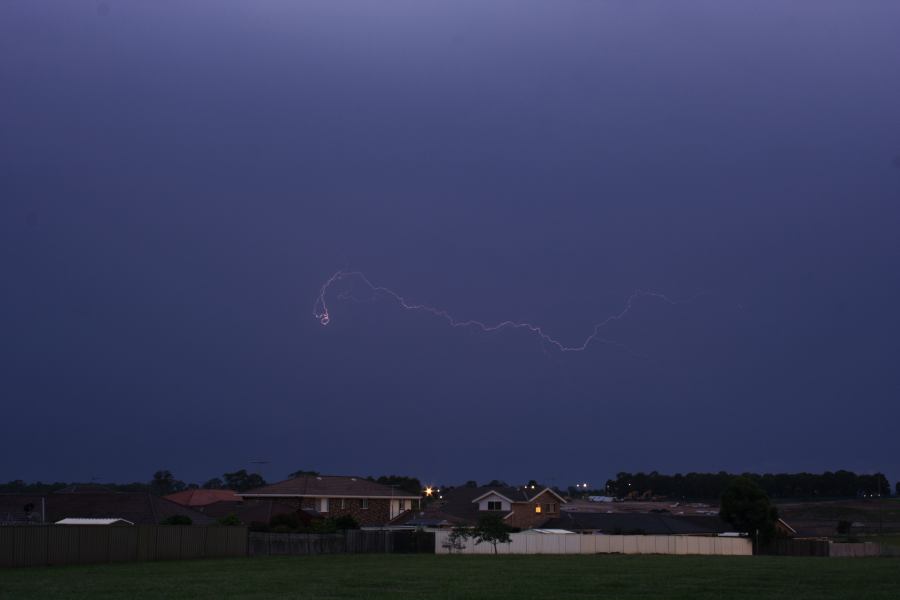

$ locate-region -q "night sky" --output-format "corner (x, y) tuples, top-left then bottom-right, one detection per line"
(2, 1), (899, 488)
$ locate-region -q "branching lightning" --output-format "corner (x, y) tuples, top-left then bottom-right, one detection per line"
(314, 270), (678, 353)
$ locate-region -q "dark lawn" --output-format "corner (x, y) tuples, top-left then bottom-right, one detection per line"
(2, 554), (899, 599)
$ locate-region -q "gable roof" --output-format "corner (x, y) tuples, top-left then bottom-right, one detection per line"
(471, 486), (565, 505)
(471, 490), (516, 504)
(240, 475), (420, 499)
(164, 489), (241, 507)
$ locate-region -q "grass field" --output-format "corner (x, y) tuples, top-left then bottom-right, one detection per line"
(2, 555), (900, 600)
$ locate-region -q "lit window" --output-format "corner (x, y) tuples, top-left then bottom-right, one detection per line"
(534, 505), (542, 513)
(487, 501), (502, 511)
(361, 498), (369, 509)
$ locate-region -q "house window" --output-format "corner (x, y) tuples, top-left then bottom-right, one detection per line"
(319, 498), (329, 513)
(361, 498), (369, 510)
(534, 505), (542, 513)
(542, 503), (555, 513)
(487, 501), (502, 511)
(340, 498), (346, 510)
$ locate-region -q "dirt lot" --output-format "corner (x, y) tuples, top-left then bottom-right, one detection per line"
(564, 498), (720, 516)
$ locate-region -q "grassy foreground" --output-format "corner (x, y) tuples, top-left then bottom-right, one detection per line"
(2, 554), (899, 600)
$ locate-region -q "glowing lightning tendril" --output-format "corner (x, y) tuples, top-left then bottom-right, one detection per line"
(314, 270), (678, 353)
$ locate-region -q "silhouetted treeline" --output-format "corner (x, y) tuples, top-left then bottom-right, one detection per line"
(602, 471), (891, 500)
(0, 480), (149, 494)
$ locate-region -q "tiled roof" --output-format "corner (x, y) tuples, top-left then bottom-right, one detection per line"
(241, 475), (420, 499)
(0, 492), (215, 525)
(164, 489), (241, 507)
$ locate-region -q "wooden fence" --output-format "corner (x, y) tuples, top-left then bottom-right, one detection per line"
(248, 530), (435, 556)
(758, 538), (831, 557)
(0, 525), (247, 568)
(435, 532), (753, 556)
(759, 539), (900, 557)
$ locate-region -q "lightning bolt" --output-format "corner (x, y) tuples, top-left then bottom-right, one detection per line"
(314, 270), (680, 353)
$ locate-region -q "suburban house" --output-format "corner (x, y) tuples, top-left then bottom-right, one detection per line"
(239, 475), (421, 527)
(398, 484), (566, 529)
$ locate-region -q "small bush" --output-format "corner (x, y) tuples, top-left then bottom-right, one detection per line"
(331, 515), (360, 530)
(269, 513), (303, 532)
(218, 514), (242, 526)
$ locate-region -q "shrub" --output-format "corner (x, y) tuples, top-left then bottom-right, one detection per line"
(218, 514), (242, 526)
(269, 513), (303, 532)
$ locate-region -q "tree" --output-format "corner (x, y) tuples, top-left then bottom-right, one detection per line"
(471, 514), (512, 554)
(202, 478), (224, 490)
(719, 477), (778, 545)
(223, 470), (266, 492)
(836, 520), (852, 535)
(442, 526), (469, 553)
(289, 469), (319, 478)
(150, 470), (185, 496)
(374, 475), (422, 496)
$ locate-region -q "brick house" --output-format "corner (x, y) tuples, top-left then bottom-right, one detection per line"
(398, 484), (566, 530)
(239, 475), (421, 527)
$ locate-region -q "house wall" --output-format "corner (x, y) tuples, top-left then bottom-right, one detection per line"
(389, 498), (416, 519)
(298, 497), (411, 526)
(475, 493), (511, 512)
(506, 492), (561, 529)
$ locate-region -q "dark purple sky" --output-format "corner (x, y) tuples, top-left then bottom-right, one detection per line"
(2, 1), (899, 489)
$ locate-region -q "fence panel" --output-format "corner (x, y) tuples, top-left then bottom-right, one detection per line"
(109, 527), (137, 562)
(434, 531), (753, 556)
(0, 525), (247, 568)
(247, 531), (432, 557)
